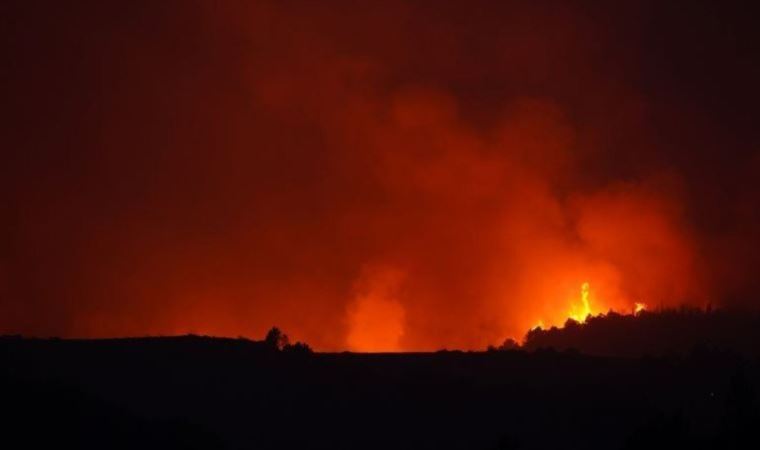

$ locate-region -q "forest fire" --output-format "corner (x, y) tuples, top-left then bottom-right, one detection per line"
(3, 0), (757, 354)
(526, 283), (651, 338)
(527, 281), (600, 334)
(4, 1), (760, 448)
(568, 282), (593, 323)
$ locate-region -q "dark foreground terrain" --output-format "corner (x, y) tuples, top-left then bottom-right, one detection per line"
(2, 331), (759, 449)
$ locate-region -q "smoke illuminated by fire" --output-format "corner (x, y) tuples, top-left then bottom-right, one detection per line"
(6, 1), (760, 352)
(346, 266), (406, 352)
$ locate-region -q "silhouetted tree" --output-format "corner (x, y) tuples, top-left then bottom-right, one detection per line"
(499, 338), (520, 351)
(283, 341), (312, 354)
(264, 327), (289, 350)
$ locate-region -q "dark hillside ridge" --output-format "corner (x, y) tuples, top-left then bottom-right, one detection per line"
(2, 331), (759, 449)
(521, 308), (760, 357)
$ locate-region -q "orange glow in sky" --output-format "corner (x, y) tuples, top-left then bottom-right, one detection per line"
(8, 0), (755, 353)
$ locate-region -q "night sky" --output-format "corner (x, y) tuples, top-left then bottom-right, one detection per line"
(2, 0), (760, 350)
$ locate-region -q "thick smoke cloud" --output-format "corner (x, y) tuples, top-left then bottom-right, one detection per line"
(2, 1), (759, 350)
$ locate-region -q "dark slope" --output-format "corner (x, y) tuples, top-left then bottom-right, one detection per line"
(2, 335), (759, 449)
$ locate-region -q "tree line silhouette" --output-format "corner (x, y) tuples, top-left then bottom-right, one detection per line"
(493, 307), (760, 358)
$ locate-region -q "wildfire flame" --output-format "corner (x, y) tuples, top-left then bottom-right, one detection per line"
(525, 282), (650, 341)
(568, 281), (593, 323)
